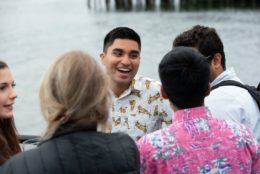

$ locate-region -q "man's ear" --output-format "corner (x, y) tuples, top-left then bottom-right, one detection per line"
(205, 82), (211, 97)
(160, 86), (169, 99)
(100, 52), (105, 64)
(211, 53), (222, 70)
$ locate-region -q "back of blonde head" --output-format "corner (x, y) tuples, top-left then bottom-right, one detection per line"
(40, 51), (111, 140)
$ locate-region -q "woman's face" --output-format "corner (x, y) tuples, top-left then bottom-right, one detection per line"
(0, 67), (17, 119)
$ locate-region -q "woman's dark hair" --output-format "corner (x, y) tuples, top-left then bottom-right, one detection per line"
(0, 61), (21, 164)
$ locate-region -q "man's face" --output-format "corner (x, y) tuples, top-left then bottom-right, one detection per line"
(100, 39), (140, 89)
(192, 47), (219, 82)
(209, 64), (217, 82)
(208, 53), (224, 82)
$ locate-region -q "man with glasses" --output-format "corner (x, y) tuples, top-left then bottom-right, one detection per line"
(173, 25), (260, 143)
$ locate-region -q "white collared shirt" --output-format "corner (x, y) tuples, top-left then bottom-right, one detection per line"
(205, 68), (260, 143)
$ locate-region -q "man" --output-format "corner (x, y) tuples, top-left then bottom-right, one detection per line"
(137, 46), (260, 174)
(100, 27), (172, 141)
(173, 25), (260, 143)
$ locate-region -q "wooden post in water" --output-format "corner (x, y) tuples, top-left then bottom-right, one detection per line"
(115, 0), (132, 10)
(87, 0), (260, 12)
(126, 0), (133, 10)
(87, 0), (97, 10)
(241, 0), (245, 8)
(252, 0), (256, 8)
(145, 0), (156, 10)
(208, 0), (212, 9)
(174, 0), (180, 11)
(160, 0), (174, 10)
(105, 0), (110, 11)
(115, 0), (122, 9)
(87, 0), (91, 9)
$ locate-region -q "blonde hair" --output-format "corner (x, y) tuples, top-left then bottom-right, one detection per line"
(39, 51), (111, 140)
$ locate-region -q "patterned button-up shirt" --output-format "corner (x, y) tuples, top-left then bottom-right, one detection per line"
(137, 106), (260, 174)
(109, 75), (172, 141)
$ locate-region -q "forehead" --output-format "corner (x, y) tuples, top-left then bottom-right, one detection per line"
(0, 68), (13, 83)
(108, 39), (140, 52)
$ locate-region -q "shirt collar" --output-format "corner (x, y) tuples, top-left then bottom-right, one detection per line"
(211, 67), (241, 87)
(113, 75), (142, 99)
(173, 106), (212, 123)
(131, 74), (144, 92)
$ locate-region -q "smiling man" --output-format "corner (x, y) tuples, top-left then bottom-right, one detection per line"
(100, 27), (172, 141)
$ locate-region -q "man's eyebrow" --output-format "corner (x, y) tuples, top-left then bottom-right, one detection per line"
(112, 48), (123, 52)
(130, 50), (140, 54)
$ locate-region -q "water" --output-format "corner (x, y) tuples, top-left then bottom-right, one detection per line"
(1, 0), (260, 136)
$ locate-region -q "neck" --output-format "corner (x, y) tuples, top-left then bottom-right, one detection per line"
(216, 67), (224, 77)
(110, 81), (130, 97)
(211, 66), (224, 82)
(170, 102), (178, 112)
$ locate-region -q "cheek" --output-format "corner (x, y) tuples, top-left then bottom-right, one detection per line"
(135, 63), (140, 71)
(0, 106), (5, 118)
(0, 95), (4, 104)
(104, 58), (118, 68)
(133, 60), (140, 69)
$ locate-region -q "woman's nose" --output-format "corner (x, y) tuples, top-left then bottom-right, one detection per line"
(9, 87), (17, 100)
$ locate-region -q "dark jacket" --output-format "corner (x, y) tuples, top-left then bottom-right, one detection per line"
(0, 128), (140, 174)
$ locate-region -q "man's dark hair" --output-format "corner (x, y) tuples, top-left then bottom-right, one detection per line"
(173, 25), (226, 70)
(103, 27), (141, 52)
(159, 46), (210, 109)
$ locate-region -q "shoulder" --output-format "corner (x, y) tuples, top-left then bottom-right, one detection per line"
(96, 132), (140, 172)
(209, 77), (254, 103)
(134, 74), (161, 91)
(206, 84), (256, 111)
(137, 128), (169, 152)
(66, 131), (139, 152)
(210, 84), (250, 99)
(1, 147), (43, 174)
(53, 131), (137, 149)
(214, 118), (258, 143)
(206, 82), (260, 121)
(106, 132), (137, 148)
(91, 132), (139, 157)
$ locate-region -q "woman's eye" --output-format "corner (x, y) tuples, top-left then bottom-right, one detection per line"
(0, 83), (16, 90)
(0, 85), (6, 90)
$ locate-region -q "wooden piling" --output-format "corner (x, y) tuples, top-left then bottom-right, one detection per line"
(86, 0), (260, 11)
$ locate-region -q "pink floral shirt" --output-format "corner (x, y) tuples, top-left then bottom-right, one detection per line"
(137, 106), (260, 174)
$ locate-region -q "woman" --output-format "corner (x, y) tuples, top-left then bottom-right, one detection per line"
(1, 51), (140, 174)
(0, 61), (21, 165)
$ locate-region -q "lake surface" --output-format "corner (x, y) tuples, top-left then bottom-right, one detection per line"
(1, 0), (260, 135)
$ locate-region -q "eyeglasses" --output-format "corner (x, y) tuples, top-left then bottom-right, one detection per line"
(205, 55), (211, 59)
(204, 55), (212, 63)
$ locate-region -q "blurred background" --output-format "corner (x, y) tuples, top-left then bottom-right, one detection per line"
(1, 0), (260, 136)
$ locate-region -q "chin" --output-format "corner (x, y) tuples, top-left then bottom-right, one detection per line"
(0, 113), (13, 119)
(117, 79), (132, 87)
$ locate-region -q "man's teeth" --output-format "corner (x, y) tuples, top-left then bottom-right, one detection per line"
(118, 68), (130, 72)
